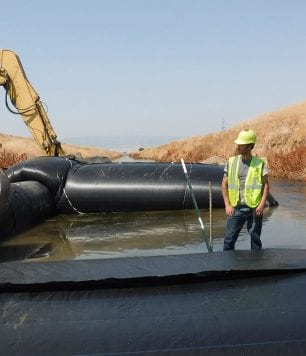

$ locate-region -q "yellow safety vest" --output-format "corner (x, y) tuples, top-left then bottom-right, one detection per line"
(228, 155), (264, 208)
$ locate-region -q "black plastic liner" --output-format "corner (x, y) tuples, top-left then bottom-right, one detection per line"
(0, 248), (306, 291)
(1, 249), (306, 354)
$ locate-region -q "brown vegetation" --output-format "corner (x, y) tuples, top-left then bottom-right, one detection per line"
(131, 100), (306, 181)
(0, 151), (28, 169)
(0, 133), (121, 169)
(0, 133), (122, 160)
(268, 146), (306, 181)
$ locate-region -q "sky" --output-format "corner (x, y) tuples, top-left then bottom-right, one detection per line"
(1, 0), (306, 143)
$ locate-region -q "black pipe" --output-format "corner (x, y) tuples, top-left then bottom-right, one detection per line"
(0, 181), (54, 238)
(56, 161), (225, 213)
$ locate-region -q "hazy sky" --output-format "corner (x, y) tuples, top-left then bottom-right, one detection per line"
(1, 0), (306, 141)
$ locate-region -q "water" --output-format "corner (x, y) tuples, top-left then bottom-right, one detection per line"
(1, 180), (305, 262)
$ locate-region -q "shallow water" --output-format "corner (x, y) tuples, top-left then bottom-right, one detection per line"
(1, 180), (305, 262)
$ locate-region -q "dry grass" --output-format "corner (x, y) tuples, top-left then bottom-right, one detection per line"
(0, 150), (28, 169)
(268, 146), (306, 180)
(0, 133), (122, 168)
(132, 100), (306, 181)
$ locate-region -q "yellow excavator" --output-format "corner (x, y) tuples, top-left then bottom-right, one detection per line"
(0, 49), (64, 156)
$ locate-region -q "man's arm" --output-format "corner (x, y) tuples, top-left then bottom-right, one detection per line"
(221, 176), (235, 216)
(255, 175), (269, 215)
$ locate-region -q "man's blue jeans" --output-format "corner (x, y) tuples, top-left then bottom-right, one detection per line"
(223, 205), (263, 251)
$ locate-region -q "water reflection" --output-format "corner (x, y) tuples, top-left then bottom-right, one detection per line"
(1, 210), (227, 261)
(0, 180), (305, 262)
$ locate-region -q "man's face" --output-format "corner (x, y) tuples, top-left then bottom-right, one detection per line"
(237, 144), (253, 154)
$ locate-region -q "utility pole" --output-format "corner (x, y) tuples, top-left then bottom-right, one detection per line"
(221, 118), (225, 131)
(221, 118), (226, 158)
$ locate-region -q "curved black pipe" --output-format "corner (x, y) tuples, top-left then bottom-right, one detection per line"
(0, 181), (54, 238)
(0, 169), (10, 216)
(7, 156), (77, 201)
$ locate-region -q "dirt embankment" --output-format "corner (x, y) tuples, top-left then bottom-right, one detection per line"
(1, 100), (305, 180)
(0, 133), (121, 167)
(131, 100), (306, 181)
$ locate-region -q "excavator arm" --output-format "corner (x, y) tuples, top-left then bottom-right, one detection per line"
(0, 49), (64, 156)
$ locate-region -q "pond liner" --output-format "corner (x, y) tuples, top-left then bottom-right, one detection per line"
(1, 249), (306, 354)
(0, 248), (306, 292)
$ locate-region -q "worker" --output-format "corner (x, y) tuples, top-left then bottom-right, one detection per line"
(221, 129), (269, 250)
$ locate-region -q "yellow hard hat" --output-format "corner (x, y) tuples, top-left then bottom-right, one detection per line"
(234, 129), (257, 144)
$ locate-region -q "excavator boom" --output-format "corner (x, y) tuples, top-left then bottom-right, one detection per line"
(0, 49), (64, 156)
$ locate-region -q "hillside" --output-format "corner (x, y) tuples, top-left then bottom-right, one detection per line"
(131, 100), (306, 181)
(0, 133), (121, 163)
(1, 101), (305, 180)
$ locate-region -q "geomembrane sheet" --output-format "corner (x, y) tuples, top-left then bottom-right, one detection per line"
(1, 249), (306, 354)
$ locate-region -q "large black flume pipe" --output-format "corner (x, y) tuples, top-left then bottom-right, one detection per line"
(7, 157), (277, 215)
(56, 162), (224, 213)
(0, 180), (54, 238)
(4, 158), (226, 237)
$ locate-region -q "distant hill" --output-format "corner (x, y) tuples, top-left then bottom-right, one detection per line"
(63, 135), (181, 153)
(0, 133), (121, 160)
(131, 100), (306, 181)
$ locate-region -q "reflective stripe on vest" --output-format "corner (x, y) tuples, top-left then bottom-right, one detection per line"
(228, 155), (264, 208)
